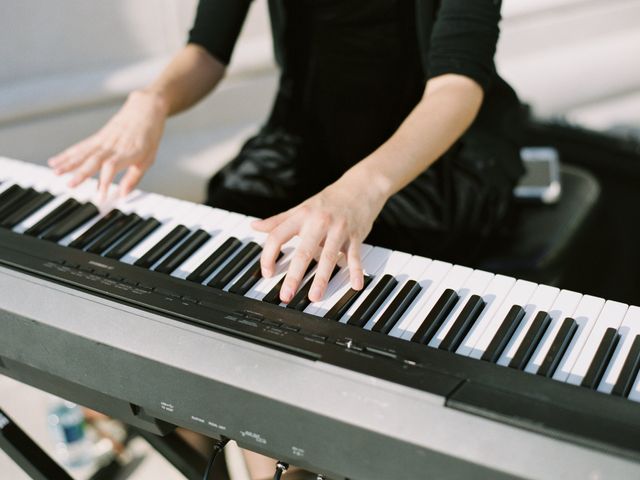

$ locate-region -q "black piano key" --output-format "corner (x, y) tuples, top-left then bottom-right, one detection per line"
(103, 217), (161, 260)
(371, 280), (422, 334)
(581, 327), (621, 390)
(24, 198), (81, 237)
(0, 184), (23, 206)
(347, 274), (398, 327)
(612, 335), (640, 397)
(323, 275), (374, 321)
(287, 265), (341, 312)
(134, 225), (191, 269)
(481, 305), (526, 363)
(185, 237), (242, 284)
(154, 229), (211, 274)
(439, 295), (486, 352)
(508, 311), (552, 370)
(537, 317), (578, 378)
(207, 241), (262, 289)
(68, 209), (125, 249)
(229, 251), (283, 296)
(262, 260), (318, 305)
(411, 289), (459, 344)
(41, 202), (99, 242)
(87, 213), (142, 255)
(0, 191), (54, 229)
(0, 187), (38, 222)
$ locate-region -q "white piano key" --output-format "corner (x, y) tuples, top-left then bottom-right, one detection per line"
(314, 246), (391, 321)
(171, 212), (247, 280)
(2, 159), (39, 180)
(524, 289), (582, 374)
(12, 179), (98, 233)
(245, 239), (299, 300)
(468, 279), (538, 359)
(301, 244), (374, 316)
(58, 190), (158, 247)
(119, 198), (196, 264)
(566, 300), (628, 386)
(198, 217), (273, 287)
(221, 217), (270, 291)
(552, 295), (606, 382)
(630, 377), (640, 403)
(192, 206), (232, 232)
(400, 264), (473, 341)
(456, 274), (517, 357)
(361, 256), (432, 330)
(599, 306), (640, 394)
(389, 260), (452, 339)
(497, 284), (559, 367)
(148, 204), (218, 270)
(339, 250), (412, 324)
(0, 163), (38, 188)
(429, 269), (494, 348)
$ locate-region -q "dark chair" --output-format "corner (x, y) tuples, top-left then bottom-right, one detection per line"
(478, 164), (600, 286)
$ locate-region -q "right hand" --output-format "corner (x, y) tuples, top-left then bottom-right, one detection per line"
(48, 89), (169, 202)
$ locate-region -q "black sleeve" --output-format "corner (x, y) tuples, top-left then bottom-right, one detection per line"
(188, 0), (253, 65)
(426, 0), (502, 91)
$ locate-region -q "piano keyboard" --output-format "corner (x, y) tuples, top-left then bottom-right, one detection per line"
(1, 156), (639, 479)
(2, 156), (639, 399)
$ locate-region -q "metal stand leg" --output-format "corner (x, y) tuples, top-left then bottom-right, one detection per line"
(0, 408), (73, 480)
(134, 428), (225, 480)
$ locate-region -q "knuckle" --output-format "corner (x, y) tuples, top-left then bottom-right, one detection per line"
(334, 216), (348, 230)
(294, 247), (313, 263)
(313, 274), (329, 288)
(265, 236), (283, 253)
(321, 250), (339, 265)
(314, 212), (332, 228)
(283, 277), (300, 291)
(298, 205), (312, 216)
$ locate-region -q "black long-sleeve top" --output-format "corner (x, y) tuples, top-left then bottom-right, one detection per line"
(188, 0), (525, 180)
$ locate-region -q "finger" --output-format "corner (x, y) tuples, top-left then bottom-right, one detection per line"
(280, 218), (327, 303)
(98, 158), (119, 203)
(347, 240), (364, 290)
(67, 151), (107, 188)
(260, 217), (301, 278)
(50, 142), (100, 175)
(309, 227), (346, 302)
(252, 209), (295, 232)
(118, 164), (146, 198)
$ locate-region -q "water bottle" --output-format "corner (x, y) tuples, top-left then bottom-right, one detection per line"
(47, 397), (94, 468)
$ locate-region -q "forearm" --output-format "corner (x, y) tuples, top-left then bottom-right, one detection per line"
(343, 74), (484, 200)
(142, 43), (226, 116)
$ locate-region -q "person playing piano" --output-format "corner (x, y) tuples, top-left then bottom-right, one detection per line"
(49, 0), (523, 334)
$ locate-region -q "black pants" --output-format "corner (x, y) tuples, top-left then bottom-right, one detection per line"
(206, 126), (519, 265)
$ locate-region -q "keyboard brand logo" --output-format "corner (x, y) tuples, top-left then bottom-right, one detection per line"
(88, 261), (113, 270)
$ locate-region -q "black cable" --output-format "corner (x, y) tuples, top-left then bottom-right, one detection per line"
(273, 460), (289, 480)
(202, 436), (229, 480)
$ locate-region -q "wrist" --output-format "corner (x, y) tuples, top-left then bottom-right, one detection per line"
(130, 88), (170, 117)
(341, 164), (393, 208)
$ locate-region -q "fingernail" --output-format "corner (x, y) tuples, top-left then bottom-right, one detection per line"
(280, 287), (292, 303)
(310, 286), (322, 302)
(262, 268), (272, 278)
(353, 277), (364, 290)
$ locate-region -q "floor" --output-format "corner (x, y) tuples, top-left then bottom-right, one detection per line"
(0, 376), (187, 480)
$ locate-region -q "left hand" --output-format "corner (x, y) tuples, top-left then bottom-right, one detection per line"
(252, 172), (388, 303)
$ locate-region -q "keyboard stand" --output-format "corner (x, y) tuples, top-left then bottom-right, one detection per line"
(0, 407), (73, 480)
(1, 404), (225, 480)
(133, 428), (218, 480)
